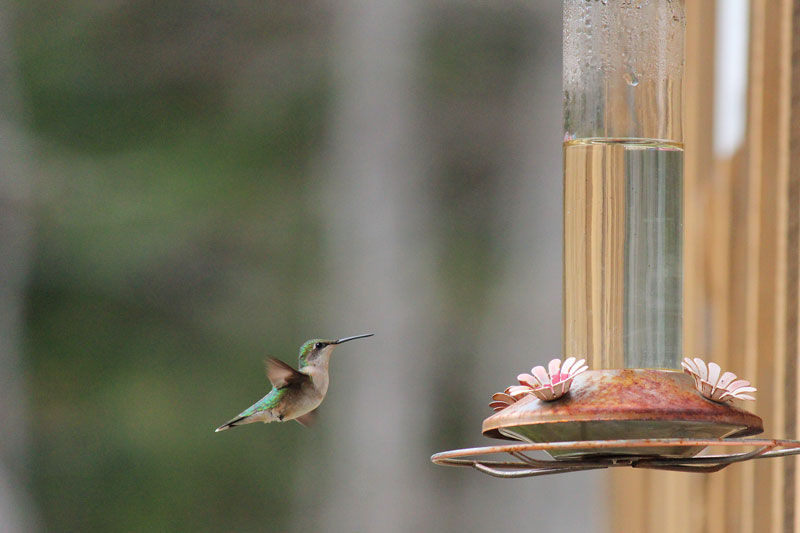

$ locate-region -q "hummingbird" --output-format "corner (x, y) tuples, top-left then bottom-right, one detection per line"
(215, 334), (373, 432)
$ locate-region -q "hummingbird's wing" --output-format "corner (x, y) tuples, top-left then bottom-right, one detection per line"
(264, 358), (310, 389)
(294, 408), (317, 427)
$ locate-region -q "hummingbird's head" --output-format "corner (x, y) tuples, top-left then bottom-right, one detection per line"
(297, 334), (374, 368)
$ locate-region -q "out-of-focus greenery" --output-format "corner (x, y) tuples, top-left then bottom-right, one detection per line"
(15, 1), (540, 531)
(21, 4), (330, 531)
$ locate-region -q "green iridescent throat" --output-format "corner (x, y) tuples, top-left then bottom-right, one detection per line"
(297, 339), (320, 368)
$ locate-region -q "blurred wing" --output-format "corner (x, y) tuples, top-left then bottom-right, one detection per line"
(264, 358), (309, 389)
(294, 409), (318, 427)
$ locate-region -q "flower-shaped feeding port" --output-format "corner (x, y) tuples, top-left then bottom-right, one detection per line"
(490, 386), (534, 413)
(681, 358), (757, 403)
(489, 357), (588, 411)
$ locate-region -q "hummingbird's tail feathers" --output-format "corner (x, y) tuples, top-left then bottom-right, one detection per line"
(214, 416), (247, 432)
(215, 409), (277, 432)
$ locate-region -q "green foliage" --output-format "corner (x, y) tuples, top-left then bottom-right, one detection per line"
(17, 2), (333, 530)
(15, 0), (536, 530)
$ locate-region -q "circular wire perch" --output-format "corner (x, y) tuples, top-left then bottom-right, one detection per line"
(431, 438), (800, 478)
(435, 367), (798, 477)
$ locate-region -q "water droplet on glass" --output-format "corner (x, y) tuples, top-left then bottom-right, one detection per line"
(624, 72), (640, 86)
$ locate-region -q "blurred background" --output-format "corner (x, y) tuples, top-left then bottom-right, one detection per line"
(0, 1), (606, 531)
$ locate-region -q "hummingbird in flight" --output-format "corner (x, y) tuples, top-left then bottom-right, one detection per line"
(215, 334), (373, 432)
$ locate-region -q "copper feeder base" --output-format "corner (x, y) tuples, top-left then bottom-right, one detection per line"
(481, 369), (763, 459)
(431, 438), (800, 477)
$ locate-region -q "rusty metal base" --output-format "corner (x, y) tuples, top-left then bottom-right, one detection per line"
(431, 438), (800, 477)
(482, 369), (763, 458)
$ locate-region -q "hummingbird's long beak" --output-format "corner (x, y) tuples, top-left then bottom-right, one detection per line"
(333, 333), (374, 344)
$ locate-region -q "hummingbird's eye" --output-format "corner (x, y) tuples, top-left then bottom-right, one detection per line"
(315, 342), (324, 349)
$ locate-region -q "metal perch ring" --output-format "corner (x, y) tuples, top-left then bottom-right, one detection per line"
(431, 438), (800, 478)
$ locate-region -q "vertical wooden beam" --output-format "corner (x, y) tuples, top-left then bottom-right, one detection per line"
(744, 0), (793, 531)
(684, 0), (717, 361)
(774, 2), (796, 530)
(741, 1), (766, 528)
(683, 2), (719, 531)
(791, 2), (800, 528)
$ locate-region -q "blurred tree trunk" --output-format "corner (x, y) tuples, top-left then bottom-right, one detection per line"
(460, 3), (604, 530)
(297, 2), (602, 531)
(296, 0), (442, 531)
(0, 3), (37, 531)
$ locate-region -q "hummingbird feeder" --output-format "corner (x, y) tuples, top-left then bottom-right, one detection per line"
(432, 0), (800, 477)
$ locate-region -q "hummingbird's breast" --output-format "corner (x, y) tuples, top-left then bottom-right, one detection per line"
(305, 366), (329, 397)
(294, 384), (324, 412)
(299, 366), (328, 405)
(269, 364), (329, 421)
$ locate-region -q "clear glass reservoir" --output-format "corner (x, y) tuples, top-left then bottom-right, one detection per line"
(562, 0), (685, 370)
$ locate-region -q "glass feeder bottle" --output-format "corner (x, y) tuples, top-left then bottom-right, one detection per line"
(562, 0), (686, 370)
